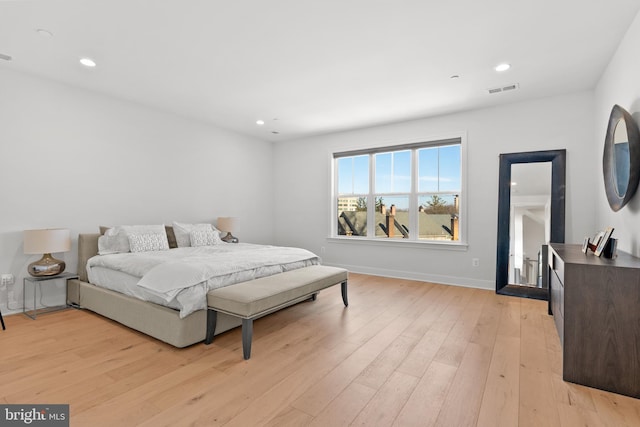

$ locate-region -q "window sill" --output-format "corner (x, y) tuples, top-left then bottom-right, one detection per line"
(326, 236), (468, 251)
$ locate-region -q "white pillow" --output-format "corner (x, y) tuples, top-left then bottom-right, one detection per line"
(99, 225), (168, 254)
(128, 233), (170, 253)
(172, 222), (219, 247)
(98, 233), (130, 255)
(190, 229), (223, 247)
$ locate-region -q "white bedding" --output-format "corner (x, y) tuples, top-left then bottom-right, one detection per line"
(87, 243), (320, 317)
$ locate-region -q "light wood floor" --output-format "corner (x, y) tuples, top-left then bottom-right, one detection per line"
(2, 273), (640, 426)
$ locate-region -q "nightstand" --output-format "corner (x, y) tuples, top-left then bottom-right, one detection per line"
(23, 272), (79, 319)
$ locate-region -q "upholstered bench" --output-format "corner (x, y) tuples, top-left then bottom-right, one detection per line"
(205, 265), (348, 359)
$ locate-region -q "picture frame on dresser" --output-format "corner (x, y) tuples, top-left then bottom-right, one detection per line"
(592, 231), (605, 248)
(594, 227), (614, 257)
(581, 237), (590, 254)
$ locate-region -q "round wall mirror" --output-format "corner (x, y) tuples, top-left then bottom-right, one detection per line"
(613, 119), (630, 197)
(603, 104), (640, 211)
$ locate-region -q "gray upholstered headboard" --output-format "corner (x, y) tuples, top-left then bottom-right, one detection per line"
(76, 227), (178, 282)
(77, 233), (100, 282)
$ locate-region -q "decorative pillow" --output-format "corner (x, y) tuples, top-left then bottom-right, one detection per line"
(172, 222), (219, 247)
(100, 224), (177, 248)
(97, 233), (130, 255)
(128, 233), (170, 253)
(98, 225), (168, 254)
(189, 229), (223, 247)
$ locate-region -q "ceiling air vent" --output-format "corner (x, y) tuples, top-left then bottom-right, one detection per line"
(487, 83), (519, 94)
(0, 53), (12, 61)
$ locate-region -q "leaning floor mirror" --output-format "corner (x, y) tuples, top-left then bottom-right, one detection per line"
(496, 149), (566, 300)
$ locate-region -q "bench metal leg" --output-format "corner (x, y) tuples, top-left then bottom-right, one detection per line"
(205, 309), (217, 344)
(0, 308), (5, 330)
(341, 281), (348, 307)
(242, 318), (253, 360)
(310, 293), (317, 301)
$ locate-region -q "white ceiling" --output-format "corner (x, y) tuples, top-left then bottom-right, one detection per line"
(511, 162), (552, 198)
(1, 0), (639, 142)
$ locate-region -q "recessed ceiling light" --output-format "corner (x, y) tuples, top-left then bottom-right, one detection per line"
(36, 28), (54, 37)
(511, 182), (517, 186)
(256, 120), (265, 126)
(495, 63), (511, 72)
(79, 57), (96, 68)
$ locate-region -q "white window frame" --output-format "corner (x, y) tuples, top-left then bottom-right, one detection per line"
(329, 134), (468, 248)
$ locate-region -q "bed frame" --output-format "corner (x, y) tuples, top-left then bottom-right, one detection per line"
(67, 233), (242, 347)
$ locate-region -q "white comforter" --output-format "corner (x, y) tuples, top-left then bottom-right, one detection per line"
(86, 243), (319, 317)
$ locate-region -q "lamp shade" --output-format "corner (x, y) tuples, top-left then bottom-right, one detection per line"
(24, 229), (71, 254)
(217, 217), (236, 233)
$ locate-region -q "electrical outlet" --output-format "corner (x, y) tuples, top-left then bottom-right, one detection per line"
(472, 258), (480, 267)
(320, 247), (326, 255)
(1, 274), (14, 287)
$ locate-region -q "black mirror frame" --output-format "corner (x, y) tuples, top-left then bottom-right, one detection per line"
(496, 149), (566, 300)
(603, 104), (640, 212)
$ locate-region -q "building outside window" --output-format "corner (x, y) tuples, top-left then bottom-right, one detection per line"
(334, 137), (463, 243)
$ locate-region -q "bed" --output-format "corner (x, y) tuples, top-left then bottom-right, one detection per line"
(67, 225), (319, 347)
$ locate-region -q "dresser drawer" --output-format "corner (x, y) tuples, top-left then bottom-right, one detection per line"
(549, 269), (564, 346)
(550, 269), (564, 318)
(549, 251), (564, 284)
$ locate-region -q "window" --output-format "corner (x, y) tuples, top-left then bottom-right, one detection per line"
(333, 137), (463, 243)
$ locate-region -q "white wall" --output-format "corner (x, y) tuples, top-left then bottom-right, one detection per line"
(0, 68), (274, 314)
(594, 10), (640, 256)
(7, 20), (632, 314)
(273, 92), (596, 289)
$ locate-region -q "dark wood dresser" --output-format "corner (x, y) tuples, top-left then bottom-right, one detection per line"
(548, 243), (640, 398)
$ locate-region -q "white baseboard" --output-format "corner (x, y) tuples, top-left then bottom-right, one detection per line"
(1, 306), (22, 316)
(324, 262), (494, 291)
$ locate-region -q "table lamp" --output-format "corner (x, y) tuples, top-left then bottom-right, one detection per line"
(217, 217), (239, 243)
(24, 228), (71, 277)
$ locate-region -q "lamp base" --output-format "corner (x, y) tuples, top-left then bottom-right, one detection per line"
(221, 232), (239, 243)
(28, 253), (66, 277)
